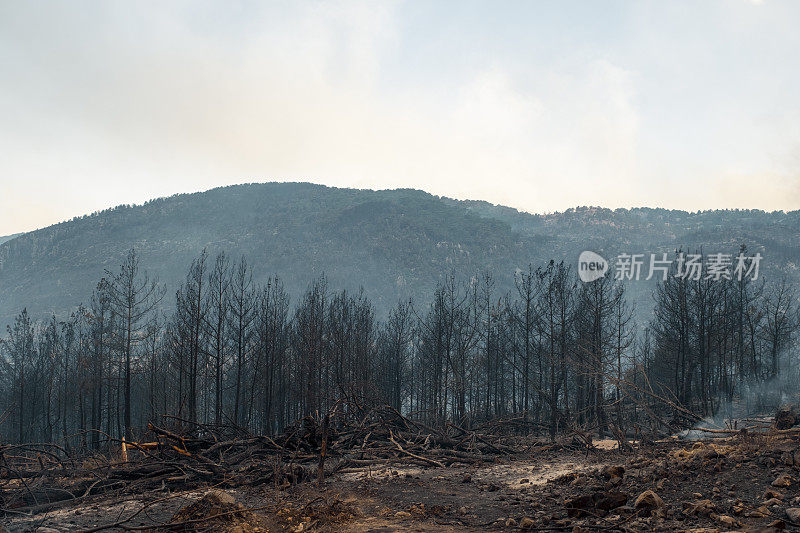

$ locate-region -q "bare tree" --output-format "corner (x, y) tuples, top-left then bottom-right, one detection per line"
(206, 252), (231, 425)
(228, 256), (255, 427)
(104, 249), (165, 439)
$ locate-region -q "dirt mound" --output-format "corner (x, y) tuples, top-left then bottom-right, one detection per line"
(170, 490), (254, 532)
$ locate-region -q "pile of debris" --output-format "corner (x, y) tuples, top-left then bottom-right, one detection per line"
(0, 405), (523, 515)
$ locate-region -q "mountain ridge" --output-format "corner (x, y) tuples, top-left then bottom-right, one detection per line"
(7, 181), (798, 239)
(0, 233), (22, 246)
(1, 182), (798, 328)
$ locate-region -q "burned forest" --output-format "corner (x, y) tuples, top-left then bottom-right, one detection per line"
(1, 245), (799, 532)
(4, 0), (800, 530)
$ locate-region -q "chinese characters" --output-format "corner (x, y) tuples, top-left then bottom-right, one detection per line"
(611, 252), (761, 281)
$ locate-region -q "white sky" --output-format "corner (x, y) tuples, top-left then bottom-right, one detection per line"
(1, 0), (799, 235)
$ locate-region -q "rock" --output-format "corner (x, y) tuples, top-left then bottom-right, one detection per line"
(764, 489), (784, 501)
(566, 494), (597, 518)
(601, 465), (625, 480)
(772, 474), (793, 487)
(505, 518), (518, 527)
(566, 491), (627, 517)
(786, 508), (800, 522)
(747, 505), (771, 518)
(775, 405), (797, 430)
(395, 511), (412, 518)
(683, 499), (716, 517)
(634, 490), (664, 516)
(519, 516), (535, 529)
(596, 492), (629, 512)
(766, 497), (783, 507)
(716, 514), (739, 527)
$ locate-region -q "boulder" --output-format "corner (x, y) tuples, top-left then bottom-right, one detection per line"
(634, 490), (664, 516)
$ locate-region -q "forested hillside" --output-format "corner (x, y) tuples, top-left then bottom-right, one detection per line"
(2, 183), (800, 533)
(0, 182), (798, 329)
(0, 233), (21, 246)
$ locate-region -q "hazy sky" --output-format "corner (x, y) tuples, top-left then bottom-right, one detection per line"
(1, 1), (799, 235)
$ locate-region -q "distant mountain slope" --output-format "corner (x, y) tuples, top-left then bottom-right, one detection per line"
(0, 183), (526, 325)
(0, 182), (798, 327)
(0, 233), (21, 246)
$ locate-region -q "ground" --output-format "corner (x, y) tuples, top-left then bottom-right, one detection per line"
(3, 434), (800, 532)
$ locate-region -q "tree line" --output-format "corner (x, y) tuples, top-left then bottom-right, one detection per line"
(1, 247), (798, 450)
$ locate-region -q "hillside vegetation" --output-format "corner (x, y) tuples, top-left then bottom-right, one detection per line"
(0, 182), (797, 327)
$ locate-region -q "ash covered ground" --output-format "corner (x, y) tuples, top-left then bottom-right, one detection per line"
(4, 429), (800, 532)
